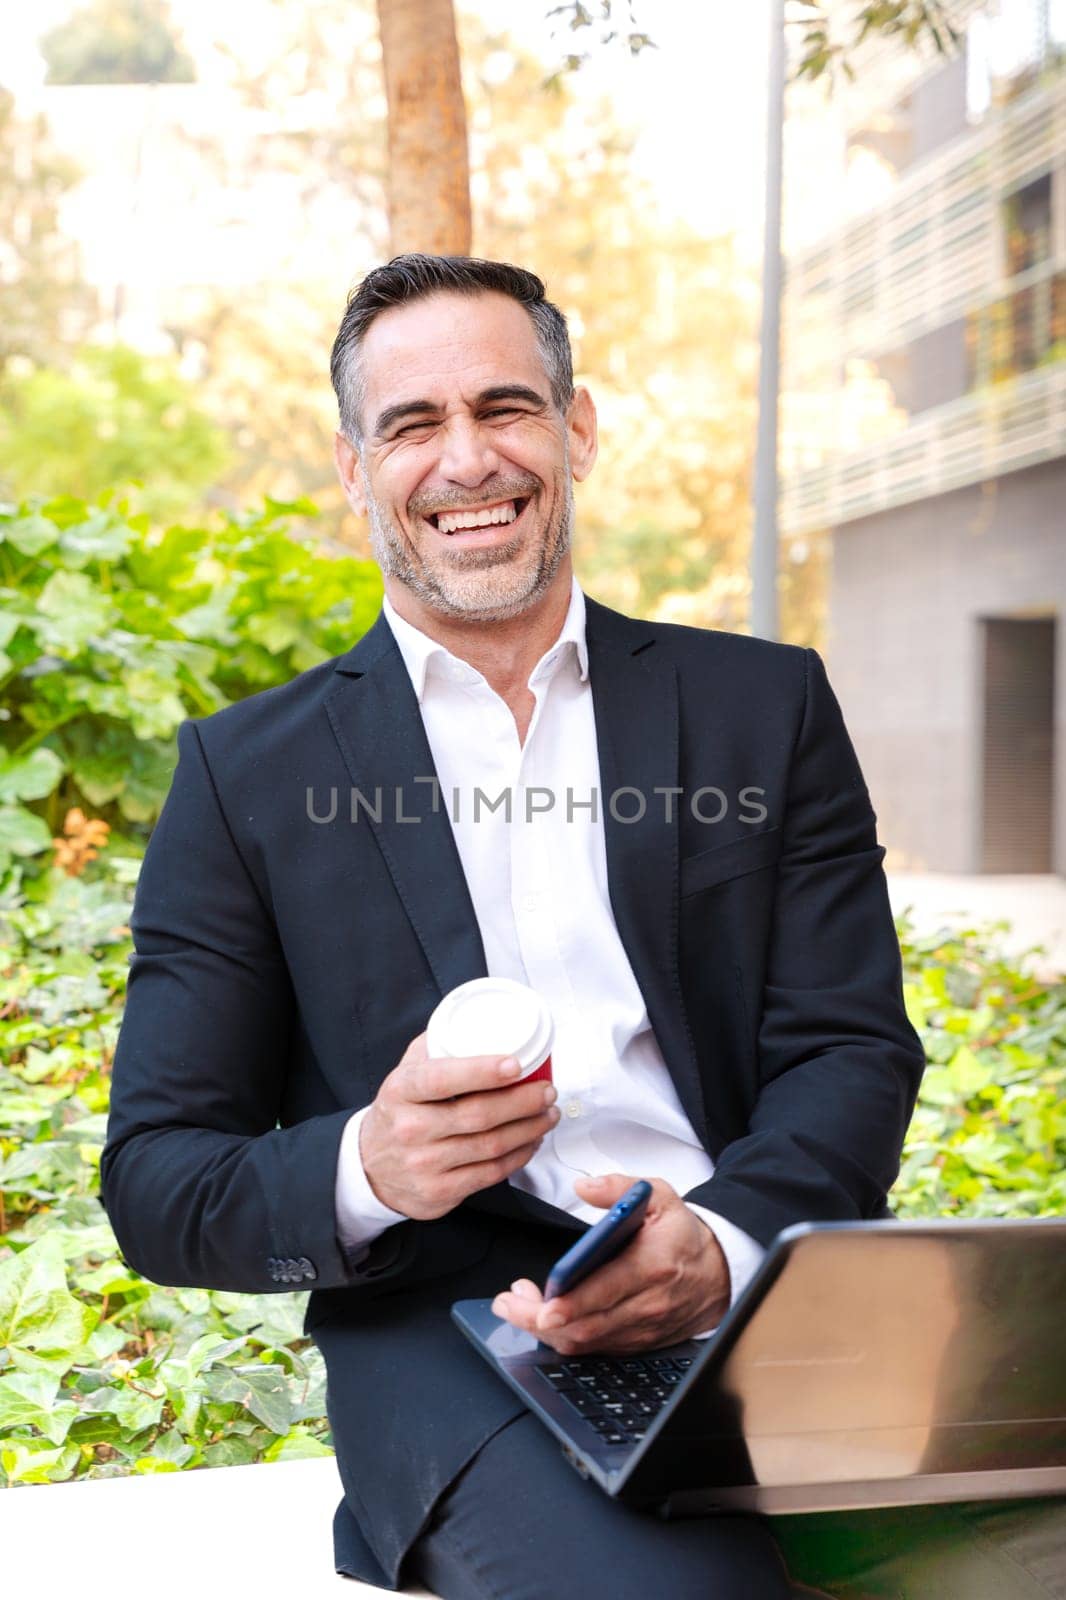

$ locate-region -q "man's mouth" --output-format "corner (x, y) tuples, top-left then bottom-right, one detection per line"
(424, 497), (530, 535)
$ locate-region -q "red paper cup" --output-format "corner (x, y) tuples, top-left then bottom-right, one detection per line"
(426, 977), (554, 1086)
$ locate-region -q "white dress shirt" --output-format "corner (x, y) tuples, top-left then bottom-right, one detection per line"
(334, 575), (765, 1330)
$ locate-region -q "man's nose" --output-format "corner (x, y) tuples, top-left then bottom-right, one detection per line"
(436, 417), (502, 487)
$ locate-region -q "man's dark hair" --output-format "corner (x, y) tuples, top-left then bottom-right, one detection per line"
(329, 253), (575, 447)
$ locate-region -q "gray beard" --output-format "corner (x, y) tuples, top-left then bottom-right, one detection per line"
(363, 460), (574, 623)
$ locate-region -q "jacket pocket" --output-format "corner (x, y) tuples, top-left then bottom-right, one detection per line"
(679, 825), (783, 898)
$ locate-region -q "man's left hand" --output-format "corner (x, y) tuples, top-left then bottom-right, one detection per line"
(490, 1174), (731, 1355)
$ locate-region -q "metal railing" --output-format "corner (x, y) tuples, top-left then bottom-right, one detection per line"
(780, 359), (1066, 533)
(784, 71), (1066, 370)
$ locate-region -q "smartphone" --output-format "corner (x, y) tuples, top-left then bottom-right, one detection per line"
(542, 1179), (653, 1302)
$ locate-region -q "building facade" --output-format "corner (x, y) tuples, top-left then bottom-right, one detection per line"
(781, 0), (1065, 874)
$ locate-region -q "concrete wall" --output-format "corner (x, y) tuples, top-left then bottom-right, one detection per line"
(825, 456), (1066, 874)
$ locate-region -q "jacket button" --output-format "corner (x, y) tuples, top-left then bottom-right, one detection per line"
(297, 1257), (317, 1281)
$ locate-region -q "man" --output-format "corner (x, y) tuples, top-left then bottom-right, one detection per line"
(101, 256), (1063, 1599)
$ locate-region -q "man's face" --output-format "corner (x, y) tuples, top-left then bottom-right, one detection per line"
(334, 290), (597, 622)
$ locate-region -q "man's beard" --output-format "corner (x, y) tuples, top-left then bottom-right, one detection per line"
(362, 455), (574, 622)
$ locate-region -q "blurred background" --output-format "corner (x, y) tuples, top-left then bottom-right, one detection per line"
(0, 0), (1063, 1495)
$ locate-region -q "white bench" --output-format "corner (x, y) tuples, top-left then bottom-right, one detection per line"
(0, 1456), (439, 1596)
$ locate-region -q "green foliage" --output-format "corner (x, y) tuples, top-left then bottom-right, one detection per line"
(893, 920), (1066, 1217)
(0, 494), (382, 869)
(0, 345), (230, 520)
(40, 0), (195, 86)
(791, 1), (962, 87)
(542, 1), (962, 87)
(0, 846), (335, 1484)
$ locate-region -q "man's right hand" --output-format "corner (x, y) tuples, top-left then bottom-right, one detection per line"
(359, 1031), (561, 1220)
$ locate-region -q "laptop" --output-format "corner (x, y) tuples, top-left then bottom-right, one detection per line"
(452, 1216), (1066, 1516)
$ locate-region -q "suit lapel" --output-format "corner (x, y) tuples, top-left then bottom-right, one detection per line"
(323, 611), (488, 998)
(584, 598), (710, 1144)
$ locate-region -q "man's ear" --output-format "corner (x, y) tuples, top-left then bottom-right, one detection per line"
(567, 386), (598, 484)
(334, 431), (367, 517)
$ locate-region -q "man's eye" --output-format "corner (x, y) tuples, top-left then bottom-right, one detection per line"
(395, 421), (436, 437)
(484, 408), (523, 420)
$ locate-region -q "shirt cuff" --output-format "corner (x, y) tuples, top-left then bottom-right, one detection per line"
(685, 1203), (767, 1339)
(335, 1105), (410, 1258)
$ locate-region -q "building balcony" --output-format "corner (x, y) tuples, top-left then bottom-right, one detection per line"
(784, 68), (1066, 369)
(780, 357), (1066, 534)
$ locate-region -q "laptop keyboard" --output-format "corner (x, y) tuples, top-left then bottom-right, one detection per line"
(534, 1353), (695, 1447)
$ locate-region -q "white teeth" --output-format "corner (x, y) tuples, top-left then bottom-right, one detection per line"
(436, 500), (519, 534)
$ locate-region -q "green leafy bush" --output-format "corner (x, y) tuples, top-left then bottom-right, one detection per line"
(0, 835), (1062, 1481)
(893, 922), (1066, 1217)
(0, 490), (387, 1481)
(0, 346), (228, 519)
(0, 494), (382, 872)
(0, 857), (334, 1483)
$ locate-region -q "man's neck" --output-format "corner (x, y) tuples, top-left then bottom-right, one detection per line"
(384, 564), (575, 704)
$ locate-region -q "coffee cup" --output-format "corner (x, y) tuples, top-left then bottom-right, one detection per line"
(426, 977), (554, 1086)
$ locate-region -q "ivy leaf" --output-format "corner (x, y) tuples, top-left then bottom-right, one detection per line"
(0, 747), (64, 804)
(245, 610), (301, 654)
(148, 1428), (195, 1467)
(35, 572), (117, 655)
(59, 511), (137, 568)
(0, 1369), (57, 1419)
(120, 670), (188, 741)
(264, 1426), (334, 1462)
(202, 1434), (259, 1467)
(81, 1383), (164, 1433)
(73, 1259), (145, 1297)
(0, 806), (54, 871)
(2, 514), (59, 558)
(0, 1438), (76, 1484)
(0, 1371), (79, 1444)
(116, 740), (177, 822)
(202, 1363), (292, 1435)
(185, 1330), (250, 1376)
(66, 726), (135, 807)
(947, 1044), (994, 1096)
(0, 1235), (99, 1374)
(173, 584), (240, 644)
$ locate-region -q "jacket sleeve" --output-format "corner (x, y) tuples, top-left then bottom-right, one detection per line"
(100, 718), (412, 1293)
(684, 647), (926, 1248)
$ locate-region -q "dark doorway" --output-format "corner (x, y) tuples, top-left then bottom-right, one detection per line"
(980, 618), (1056, 873)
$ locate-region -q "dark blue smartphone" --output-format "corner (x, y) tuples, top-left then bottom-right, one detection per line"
(542, 1179), (653, 1302)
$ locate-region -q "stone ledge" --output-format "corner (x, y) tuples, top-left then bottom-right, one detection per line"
(0, 1455), (438, 1596)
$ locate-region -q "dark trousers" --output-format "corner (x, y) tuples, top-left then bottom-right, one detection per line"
(409, 1409), (795, 1600)
(408, 1412), (1066, 1600)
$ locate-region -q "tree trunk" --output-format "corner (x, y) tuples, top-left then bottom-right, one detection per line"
(376, 0), (472, 255)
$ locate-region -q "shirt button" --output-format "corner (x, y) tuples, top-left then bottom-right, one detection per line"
(564, 1100), (582, 1119)
(522, 892), (538, 911)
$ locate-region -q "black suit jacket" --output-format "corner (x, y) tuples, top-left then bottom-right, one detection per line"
(101, 593), (925, 1584)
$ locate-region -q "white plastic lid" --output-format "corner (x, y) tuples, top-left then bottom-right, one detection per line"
(426, 977), (554, 1076)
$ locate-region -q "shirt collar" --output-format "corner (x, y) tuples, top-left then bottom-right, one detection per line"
(381, 575), (589, 705)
